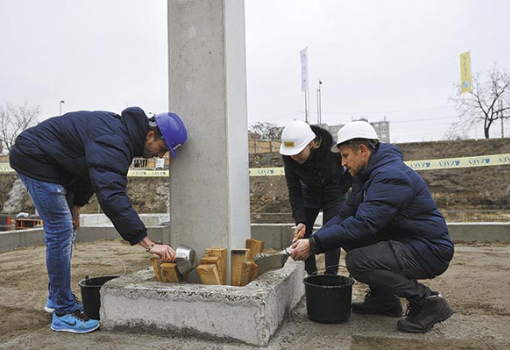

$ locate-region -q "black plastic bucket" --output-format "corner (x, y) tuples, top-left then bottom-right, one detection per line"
(303, 275), (355, 323)
(79, 275), (119, 320)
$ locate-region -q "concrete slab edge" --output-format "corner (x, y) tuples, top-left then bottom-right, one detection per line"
(100, 260), (305, 346)
(1, 222), (508, 253)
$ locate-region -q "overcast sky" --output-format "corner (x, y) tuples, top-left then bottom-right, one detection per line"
(1, 0), (509, 143)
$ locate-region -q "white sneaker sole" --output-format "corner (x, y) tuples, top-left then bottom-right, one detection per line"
(50, 323), (100, 334)
(44, 306), (55, 313)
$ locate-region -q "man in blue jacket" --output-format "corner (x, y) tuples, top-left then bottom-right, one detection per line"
(9, 107), (187, 334)
(291, 121), (454, 333)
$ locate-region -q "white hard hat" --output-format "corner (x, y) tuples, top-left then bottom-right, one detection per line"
(279, 121), (316, 156)
(331, 121), (379, 153)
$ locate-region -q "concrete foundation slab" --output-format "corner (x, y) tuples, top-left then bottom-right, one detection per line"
(101, 259), (305, 346)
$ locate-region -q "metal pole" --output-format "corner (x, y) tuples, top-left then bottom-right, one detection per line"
(59, 100), (65, 116)
(304, 90), (309, 123)
(318, 80), (322, 125)
(501, 99), (505, 138)
(316, 89), (320, 124)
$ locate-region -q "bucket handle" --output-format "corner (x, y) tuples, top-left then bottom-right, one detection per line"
(85, 259), (127, 281)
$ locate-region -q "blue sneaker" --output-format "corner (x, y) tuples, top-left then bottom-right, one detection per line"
(51, 310), (100, 333)
(45, 294), (84, 313)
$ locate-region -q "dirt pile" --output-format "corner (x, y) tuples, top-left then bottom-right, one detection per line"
(1, 138), (509, 220)
(249, 138), (510, 222)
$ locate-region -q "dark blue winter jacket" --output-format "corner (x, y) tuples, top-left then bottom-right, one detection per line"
(9, 107), (149, 245)
(312, 143), (454, 278)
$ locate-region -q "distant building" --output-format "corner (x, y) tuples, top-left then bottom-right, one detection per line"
(369, 117), (390, 143)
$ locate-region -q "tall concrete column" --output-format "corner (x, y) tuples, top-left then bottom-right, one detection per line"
(167, 0), (250, 282)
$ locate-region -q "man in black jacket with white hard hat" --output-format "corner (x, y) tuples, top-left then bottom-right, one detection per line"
(280, 121), (352, 276)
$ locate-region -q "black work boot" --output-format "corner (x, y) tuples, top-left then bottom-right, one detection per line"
(352, 290), (403, 317)
(397, 292), (454, 333)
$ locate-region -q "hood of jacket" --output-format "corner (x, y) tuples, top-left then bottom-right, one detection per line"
(357, 142), (403, 183)
(121, 107), (149, 157)
(309, 125), (335, 158)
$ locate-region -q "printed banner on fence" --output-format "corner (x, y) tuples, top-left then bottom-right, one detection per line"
(405, 153), (510, 170)
(249, 168), (285, 177)
(0, 164), (169, 177)
(127, 170), (169, 177)
(0, 163), (15, 174)
(249, 153), (510, 176)
(0, 153), (509, 176)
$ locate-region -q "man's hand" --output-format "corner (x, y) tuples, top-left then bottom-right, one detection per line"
(290, 238), (312, 261)
(140, 238), (176, 263)
(71, 205), (81, 231)
(293, 223), (306, 242)
(151, 244), (176, 263)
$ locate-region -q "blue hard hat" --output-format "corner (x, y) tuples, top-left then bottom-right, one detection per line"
(154, 112), (188, 157)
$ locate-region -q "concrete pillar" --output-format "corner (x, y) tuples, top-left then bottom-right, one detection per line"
(167, 0), (250, 283)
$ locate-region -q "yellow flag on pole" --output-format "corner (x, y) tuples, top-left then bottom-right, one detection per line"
(460, 51), (472, 93)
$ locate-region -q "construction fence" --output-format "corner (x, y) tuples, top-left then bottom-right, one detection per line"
(248, 139), (281, 153)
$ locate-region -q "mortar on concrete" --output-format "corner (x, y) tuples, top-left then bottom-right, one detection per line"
(101, 258), (305, 346)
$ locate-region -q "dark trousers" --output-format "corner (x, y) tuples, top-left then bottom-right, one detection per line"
(304, 203), (342, 275)
(345, 240), (432, 300)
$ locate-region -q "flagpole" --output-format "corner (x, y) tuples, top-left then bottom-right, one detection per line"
(318, 80), (322, 125)
(304, 90), (309, 123)
(316, 88), (320, 124)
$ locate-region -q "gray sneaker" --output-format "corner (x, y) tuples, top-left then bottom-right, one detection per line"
(397, 292), (454, 333)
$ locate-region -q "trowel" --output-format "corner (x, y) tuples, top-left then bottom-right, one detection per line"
(254, 246), (293, 276)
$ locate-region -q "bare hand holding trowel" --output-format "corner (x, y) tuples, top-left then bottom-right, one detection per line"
(290, 238), (312, 261)
(293, 223), (306, 242)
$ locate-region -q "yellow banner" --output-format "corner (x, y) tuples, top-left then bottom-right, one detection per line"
(249, 153), (510, 176)
(405, 154), (510, 170)
(0, 165), (169, 177)
(127, 169), (169, 177)
(1, 153), (509, 176)
(0, 163), (15, 174)
(460, 51), (472, 93)
(249, 168), (285, 177)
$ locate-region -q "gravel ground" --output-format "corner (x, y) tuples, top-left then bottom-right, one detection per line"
(1, 240), (509, 350)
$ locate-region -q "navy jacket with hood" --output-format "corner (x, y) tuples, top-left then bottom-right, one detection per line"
(282, 125), (352, 225)
(9, 107), (149, 245)
(312, 142), (454, 278)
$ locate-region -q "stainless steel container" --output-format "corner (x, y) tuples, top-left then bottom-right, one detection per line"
(174, 244), (198, 277)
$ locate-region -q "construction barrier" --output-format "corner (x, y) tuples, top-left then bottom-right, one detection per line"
(0, 164), (169, 177)
(0, 153), (508, 177)
(249, 153), (510, 176)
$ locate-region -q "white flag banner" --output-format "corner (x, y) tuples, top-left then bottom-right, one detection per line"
(300, 47), (309, 92)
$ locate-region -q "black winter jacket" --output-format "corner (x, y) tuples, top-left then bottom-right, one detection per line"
(313, 143), (454, 278)
(9, 107), (149, 245)
(282, 125), (352, 225)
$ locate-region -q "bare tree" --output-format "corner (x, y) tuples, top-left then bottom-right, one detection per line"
(248, 121), (282, 140)
(0, 102), (40, 152)
(449, 63), (510, 139)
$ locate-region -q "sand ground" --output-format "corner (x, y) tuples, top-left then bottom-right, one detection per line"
(1, 239), (509, 350)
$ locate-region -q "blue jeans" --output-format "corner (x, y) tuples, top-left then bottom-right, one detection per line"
(18, 173), (77, 314)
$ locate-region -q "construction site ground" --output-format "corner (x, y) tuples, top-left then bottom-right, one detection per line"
(1, 239), (509, 350)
